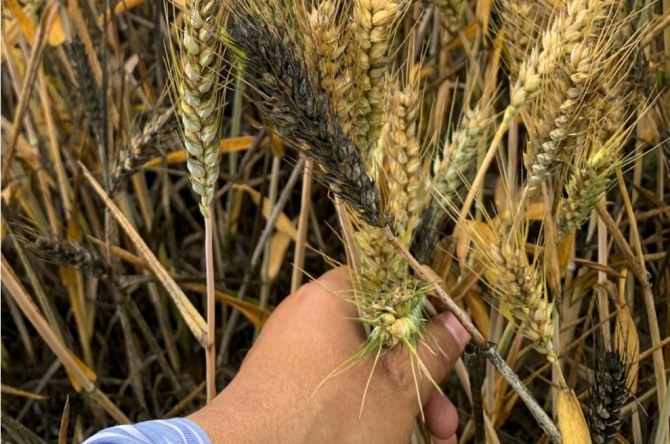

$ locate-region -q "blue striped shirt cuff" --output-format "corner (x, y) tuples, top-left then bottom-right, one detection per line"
(83, 418), (210, 444)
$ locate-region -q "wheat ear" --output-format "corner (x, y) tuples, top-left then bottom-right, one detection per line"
(556, 116), (629, 236)
(523, 3), (626, 196)
(354, 69), (429, 349)
(588, 337), (630, 444)
(304, 2), (344, 101)
(487, 241), (555, 359)
(174, 0), (226, 402)
(349, 0), (407, 160)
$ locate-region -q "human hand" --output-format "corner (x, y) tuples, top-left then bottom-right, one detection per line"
(189, 267), (470, 443)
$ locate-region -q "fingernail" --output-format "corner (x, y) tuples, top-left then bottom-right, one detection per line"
(442, 313), (470, 350)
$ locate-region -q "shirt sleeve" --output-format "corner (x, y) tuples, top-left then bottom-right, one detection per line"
(82, 418), (211, 444)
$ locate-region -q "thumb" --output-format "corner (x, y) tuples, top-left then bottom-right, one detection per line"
(415, 312), (470, 400)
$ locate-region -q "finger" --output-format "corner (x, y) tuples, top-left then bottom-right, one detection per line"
(415, 312), (470, 398)
(424, 389), (458, 439)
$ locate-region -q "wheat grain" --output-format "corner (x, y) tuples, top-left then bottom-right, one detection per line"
(176, 0), (225, 218)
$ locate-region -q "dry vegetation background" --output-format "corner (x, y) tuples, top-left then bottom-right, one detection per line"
(1, 0), (670, 442)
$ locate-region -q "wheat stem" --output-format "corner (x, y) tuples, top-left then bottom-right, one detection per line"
(205, 216), (216, 402)
(291, 159), (313, 293)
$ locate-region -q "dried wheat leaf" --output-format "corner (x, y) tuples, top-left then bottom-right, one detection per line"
(80, 163), (208, 347)
(1, 384), (48, 401)
(1, 258), (97, 394)
(46, 9), (64, 46)
(557, 388), (592, 444)
(558, 231), (574, 275)
(615, 295), (639, 393)
(464, 290), (491, 338)
(525, 203), (546, 221)
(234, 184), (298, 240)
(454, 220), (496, 262)
(5, 0), (65, 46)
(142, 136), (255, 168)
(269, 227), (293, 280)
(4, 0), (36, 43)
(98, 0), (147, 26)
(494, 178), (508, 214)
(447, 22), (480, 49)
(182, 283), (271, 328)
(58, 397), (69, 444)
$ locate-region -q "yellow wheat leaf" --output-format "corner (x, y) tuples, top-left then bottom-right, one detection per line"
(142, 136), (256, 168)
(615, 272), (640, 393)
(557, 388), (592, 444)
(268, 223), (295, 280)
(98, 0), (147, 26)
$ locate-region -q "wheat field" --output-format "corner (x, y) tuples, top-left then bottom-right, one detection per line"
(1, 0), (669, 442)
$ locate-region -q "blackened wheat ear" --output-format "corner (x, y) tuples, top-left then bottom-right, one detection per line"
(227, 12), (389, 228)
(588, 342), (630, 444)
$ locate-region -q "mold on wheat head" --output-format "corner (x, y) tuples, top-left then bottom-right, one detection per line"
(226, 11), (390, 228)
